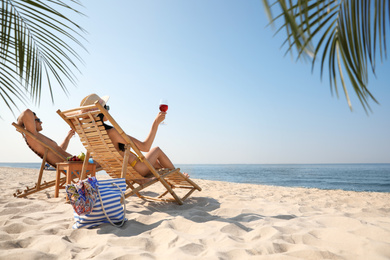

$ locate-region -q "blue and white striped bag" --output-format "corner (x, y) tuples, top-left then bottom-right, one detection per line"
(72, 178), (127, 229)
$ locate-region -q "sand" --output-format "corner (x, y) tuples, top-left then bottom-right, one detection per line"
(0, 167), (389, 260)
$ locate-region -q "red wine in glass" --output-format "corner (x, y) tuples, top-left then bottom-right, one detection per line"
(159, 104), (168, 112)
(159, 99), (168, 125)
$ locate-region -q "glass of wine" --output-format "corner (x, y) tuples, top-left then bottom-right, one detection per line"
(159, 99), (168, 125)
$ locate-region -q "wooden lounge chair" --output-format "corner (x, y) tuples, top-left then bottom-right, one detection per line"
(57, 102), (201, 205)
(12, 122), (95, 198)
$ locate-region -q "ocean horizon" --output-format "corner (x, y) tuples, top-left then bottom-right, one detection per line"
(1, 162), (389, 193)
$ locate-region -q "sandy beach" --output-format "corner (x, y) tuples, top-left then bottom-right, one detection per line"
(0, 167), (389, 260)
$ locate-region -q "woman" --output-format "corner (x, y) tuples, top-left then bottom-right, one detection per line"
(80, 94), (186, 178)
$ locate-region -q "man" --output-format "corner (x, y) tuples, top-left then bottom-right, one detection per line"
(17, 109), (75, 166)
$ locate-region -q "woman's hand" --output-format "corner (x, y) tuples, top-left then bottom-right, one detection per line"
(155, 112), (166, 125)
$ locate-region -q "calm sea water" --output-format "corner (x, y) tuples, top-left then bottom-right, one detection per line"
(178, 164), (390, 193)
(1, 163), (389, 193)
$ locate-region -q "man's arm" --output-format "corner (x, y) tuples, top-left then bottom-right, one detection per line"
(17, 109), (38, 135)
(59, 129), (75, 151)
(16, 109), (73, 160)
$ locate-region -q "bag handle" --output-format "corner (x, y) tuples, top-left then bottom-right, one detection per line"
(97, 183), (126, 227)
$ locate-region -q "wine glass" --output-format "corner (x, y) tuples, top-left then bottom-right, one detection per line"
(159, 99), (168, 125)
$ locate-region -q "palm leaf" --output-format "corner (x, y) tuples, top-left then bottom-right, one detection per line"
(262, 0), (389, 112)
(0, 0), (86, 114)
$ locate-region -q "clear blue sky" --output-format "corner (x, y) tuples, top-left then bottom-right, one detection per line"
(1, 0), (389, 164)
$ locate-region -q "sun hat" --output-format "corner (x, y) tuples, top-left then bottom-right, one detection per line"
(80, 94), (110, 107)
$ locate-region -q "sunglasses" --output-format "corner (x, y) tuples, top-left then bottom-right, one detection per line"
(104, 105), (110, 111)
(35, 118), (42, 123)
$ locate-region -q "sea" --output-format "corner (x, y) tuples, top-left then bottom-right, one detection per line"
(1, 163), (389, 193)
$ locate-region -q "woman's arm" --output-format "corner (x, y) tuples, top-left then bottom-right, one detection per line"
(129, 112), (165, 152)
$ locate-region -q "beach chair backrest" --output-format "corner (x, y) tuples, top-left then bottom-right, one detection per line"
(57, 104), (145, 180)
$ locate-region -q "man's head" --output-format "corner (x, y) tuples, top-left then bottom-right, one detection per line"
(33, 112), (43, 132)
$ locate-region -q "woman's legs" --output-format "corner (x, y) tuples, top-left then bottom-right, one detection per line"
(134, 146), (174, 176)
(146, 147), (174, 169)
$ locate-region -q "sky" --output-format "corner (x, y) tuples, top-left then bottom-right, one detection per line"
(1, 0), (389, 164)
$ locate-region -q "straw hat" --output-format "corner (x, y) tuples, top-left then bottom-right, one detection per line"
(80, 94), (110, 107)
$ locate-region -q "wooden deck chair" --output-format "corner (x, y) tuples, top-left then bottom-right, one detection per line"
(57, 102), (201, 205)
(12, 122), (94, 198)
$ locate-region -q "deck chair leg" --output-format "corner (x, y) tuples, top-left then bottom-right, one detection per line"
(37, 148), (49, 190)
(125, 180), (142, 198)
(158, 190), (169, 198)
(158, 177), (183, 205)
(121, 146), (131, 179)
(80, 150), (91, 180)
(181, 188), (196, 201)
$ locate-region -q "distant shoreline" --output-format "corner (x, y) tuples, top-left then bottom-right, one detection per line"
(1, 162), (390, 167)
(2, 163), (390, 194)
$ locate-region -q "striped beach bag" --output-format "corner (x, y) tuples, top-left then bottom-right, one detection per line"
(71, 178), (127, 229)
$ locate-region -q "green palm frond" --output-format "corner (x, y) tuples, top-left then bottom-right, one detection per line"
(262, 0), (389, 112)
(0, 0), (86, 115)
